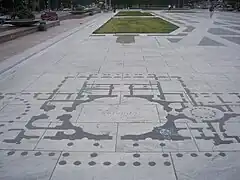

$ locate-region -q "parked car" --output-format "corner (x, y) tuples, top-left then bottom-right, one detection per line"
(41, 11), (58, 21)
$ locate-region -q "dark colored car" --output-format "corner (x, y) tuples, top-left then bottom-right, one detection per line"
(41, 11), (58, 21)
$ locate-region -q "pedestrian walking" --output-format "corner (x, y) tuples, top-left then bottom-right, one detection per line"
(168, 5), (172, 11)
(209, 4), (214, 18)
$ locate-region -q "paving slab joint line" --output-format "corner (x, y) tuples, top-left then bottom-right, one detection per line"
(0, 14), (105, 76)
(170, 152), (179, 180)
(186, 123), (200, 152)
(48, 151), (62, 180)
(33, 121), (52, 150)
(154, 104), (162, 123)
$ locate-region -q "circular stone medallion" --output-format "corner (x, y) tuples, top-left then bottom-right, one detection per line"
(183, 106), (224, 122)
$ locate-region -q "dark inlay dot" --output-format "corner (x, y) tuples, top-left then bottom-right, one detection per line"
(35, 152), (42, 156)
(26, 103), (30, 106)
(160, 143), (166, 147)
(88, 161), (96, 166)
(24, 101), (28, 103)
(74, 161), (81, 166)
(0, 132), (3, 135)
(16, 117), (21, 119)
(133, 161), (141, 166)
(133, 153), (140, 158)
(162, 153), (169, 157)
(27, 106), (31, 109)
(164, 161), (171, 166)
(8, 121), (14, 123)
(59, 160), (67, 165)
(21, 151), (28, 156)
(149, 161), (156, 166)
(103, 161), (111, 166)
(63, 153), (70, 157)
(219, 152), (226, 157)
(67, 142), (74, 146)
(118, 161), (126, 166)
(133, 143), (139, 147)
(93, 142), (99, 146)
(25, 110), (29, 112)
(48, 152), (55, 156)
(90, 153), (98, 157)
(7, 151), (15, 156)
(176, 153), (183, 157)
(21, 113), (27, 115)
(205, 153), (212, 157)
(190, 153), (198, 157)
(0, 124), (5, 127)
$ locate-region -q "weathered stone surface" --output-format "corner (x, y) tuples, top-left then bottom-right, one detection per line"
(0, 10), (240, 180)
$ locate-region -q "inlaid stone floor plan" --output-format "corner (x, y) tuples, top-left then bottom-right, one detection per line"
(0, 10), (240, 180)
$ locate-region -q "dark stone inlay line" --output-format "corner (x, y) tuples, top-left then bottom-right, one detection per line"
(2, 74), (240, 151)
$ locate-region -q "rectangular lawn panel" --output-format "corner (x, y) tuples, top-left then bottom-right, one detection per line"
(94, 18), (179, 34)
(116, 11), (153, 16)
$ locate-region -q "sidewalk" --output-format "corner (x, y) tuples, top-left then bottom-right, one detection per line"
(0, 13), (102, 62)
(0, 10), (240, 180)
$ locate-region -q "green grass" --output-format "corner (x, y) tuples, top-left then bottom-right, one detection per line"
(93, 18), (178, 34)
(116, 11), (153, 16)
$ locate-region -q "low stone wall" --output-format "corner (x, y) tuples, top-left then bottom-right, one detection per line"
(0, 11), (100, 44)
(0, 20), (60, 44)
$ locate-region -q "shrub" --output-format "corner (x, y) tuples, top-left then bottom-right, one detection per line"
(11, 3), (35, 19)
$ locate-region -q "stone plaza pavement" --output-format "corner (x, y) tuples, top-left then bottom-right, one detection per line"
(0, 10), (240, 179)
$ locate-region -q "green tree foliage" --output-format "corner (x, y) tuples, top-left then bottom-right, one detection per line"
(61, 0), (72, 7)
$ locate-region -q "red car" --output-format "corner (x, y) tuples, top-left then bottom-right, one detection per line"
(41, 11), (58, 21)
